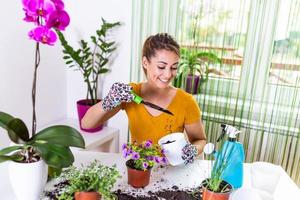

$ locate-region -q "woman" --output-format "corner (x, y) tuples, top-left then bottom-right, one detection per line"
(82, 33), (206, 164)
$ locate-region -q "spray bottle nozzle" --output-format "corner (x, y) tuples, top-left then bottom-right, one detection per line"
(217, 124), (241, 142)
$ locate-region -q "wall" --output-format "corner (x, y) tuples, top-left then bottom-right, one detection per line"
(64, 0), (132, 149)
(0, 0), (132, 149)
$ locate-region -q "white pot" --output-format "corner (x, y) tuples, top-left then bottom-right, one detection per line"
(158, 132), (188, 166)
(8, 159), (48, 200)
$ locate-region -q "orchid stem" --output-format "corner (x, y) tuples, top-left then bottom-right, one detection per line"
(32, 42), (40, 136)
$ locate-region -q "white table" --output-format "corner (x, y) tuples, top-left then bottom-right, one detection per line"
(48, 118), (120, 153)
(1, 150), (300, 200)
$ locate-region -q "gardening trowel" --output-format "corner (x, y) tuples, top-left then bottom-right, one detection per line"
(131, 91), (174, 116)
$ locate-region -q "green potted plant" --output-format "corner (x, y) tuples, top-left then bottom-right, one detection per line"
(201, 126), (241, 200)
(56, 18), (121, 133)
(173, 48), (222, 94)
(122, 140), (167, 188)
(0, 1), (85, 200)
(57, 160), (121, 200)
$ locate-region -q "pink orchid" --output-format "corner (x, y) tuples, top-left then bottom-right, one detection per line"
(28, 26), (57, 45)
(23, 0), (55, 19)
(46, 9), (70, 30)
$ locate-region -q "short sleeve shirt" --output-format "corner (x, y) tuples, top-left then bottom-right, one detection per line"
(121, 83), (201, 144)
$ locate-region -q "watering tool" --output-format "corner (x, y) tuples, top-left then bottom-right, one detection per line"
(204, 124), (245, 189)
(131, 91), (174, 116)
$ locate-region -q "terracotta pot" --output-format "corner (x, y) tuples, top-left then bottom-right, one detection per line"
(202, 179), (232, 200)
(77, 99), (103, 133)
(126, 160), (151, 188)
(74, 191), (101, 200)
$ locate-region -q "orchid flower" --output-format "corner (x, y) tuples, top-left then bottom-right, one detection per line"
(28, 26), (57, 45)
(46, 10), (70, 30)
(23, 0), (56, 20)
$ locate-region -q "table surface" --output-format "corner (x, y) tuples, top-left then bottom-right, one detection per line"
(1, 150), (300, 200)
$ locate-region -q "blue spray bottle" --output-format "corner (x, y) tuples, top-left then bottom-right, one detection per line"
(204, 124), (245, 189)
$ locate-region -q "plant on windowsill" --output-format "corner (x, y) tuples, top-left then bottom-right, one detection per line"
(57, 160), (121, 200)
(0, 1), (85, 200)
(56, 18), (121, 133)
(173, 48), (222, 94)
(122, 140), (167, 188)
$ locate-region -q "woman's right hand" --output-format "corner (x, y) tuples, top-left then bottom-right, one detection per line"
(102, 82), (134, 111)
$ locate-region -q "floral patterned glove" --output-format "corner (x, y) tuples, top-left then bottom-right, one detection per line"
(102, 82), (134, 111)
(182, 143), (198, 165)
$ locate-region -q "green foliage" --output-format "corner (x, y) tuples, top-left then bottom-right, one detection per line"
(205, 135), (232, 193)
(57, 18), (121, 105)
(173, 48), (221, 88)
(58, 160), (121, 200)
(0, 111), (85, 169)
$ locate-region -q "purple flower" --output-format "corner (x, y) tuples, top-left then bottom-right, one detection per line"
(142, 162), (149, 169)
(144, 140), (152, 148)
(154, 156), (160, 163)
(122, 149), (129, 158)
(28, 26), (57, 45)
(161, 157), (168, 164)
(132, 152), (140, 160)
(161, 148), (166, 155)
(121, 143), (127, 151)
(146, 156), (153, 161)
(46, 10), (70, 30)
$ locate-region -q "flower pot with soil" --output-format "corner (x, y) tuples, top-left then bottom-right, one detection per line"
(122, 140), (167, 188)
(57, 160), (121, 200)
(202, 179), (233, 200)
(77, 99), (102, 133)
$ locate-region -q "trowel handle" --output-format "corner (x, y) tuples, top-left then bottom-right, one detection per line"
(131, 91), (143, 104)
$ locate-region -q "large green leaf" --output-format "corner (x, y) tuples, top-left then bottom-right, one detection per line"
(0, 154), (23, 163)
(0, 111), (14, 129)
(7, 118), (30, 143)
(31, 125), (85, 148)
(0, 145), (23, 155)
(33, 143), (74, 168)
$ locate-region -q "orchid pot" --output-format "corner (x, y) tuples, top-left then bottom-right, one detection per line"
(74, 191), (101, 200)
(77, 99), (103, 133)
(9, 159), (48, 200)
(126, 159), (152, 188)
(202, 179), (233, 200)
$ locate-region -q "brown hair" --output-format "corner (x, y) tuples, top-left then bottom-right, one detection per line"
(142, 33), (180, 61)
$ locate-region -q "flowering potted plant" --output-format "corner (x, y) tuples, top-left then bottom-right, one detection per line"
(0, 1), (85, 200)
(56, 18), (121, 133)
(173, 48), (221, 94)
(57, 160), (121, 200)
(122, 140), (167, 188)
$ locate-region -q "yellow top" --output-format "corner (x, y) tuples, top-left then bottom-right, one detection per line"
(121, 83), (201, 144)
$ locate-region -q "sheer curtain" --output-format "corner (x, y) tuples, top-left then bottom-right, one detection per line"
(131, 0), (300, 185)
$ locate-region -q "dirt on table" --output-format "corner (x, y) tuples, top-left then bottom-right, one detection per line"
(45, 181), (202, 200)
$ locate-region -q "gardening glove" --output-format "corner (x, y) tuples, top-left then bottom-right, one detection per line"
(102, 82), (134, 111)
(181, 143), (198, 165)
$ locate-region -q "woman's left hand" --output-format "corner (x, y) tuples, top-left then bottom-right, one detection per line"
(181, 143), (198, 165)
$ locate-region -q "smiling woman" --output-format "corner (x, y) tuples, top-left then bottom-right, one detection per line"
(82, 33), (207, 165)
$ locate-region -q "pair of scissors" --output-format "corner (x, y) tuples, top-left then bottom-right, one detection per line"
(131, 91), (174, 116)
